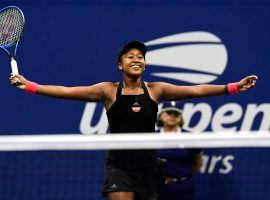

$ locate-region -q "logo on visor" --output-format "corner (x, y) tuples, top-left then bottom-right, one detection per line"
(145, 31), (228, 84)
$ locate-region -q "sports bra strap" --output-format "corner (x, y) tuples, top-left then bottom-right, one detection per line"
(116, 82), (123, 98)
(141, 82), (150, 98)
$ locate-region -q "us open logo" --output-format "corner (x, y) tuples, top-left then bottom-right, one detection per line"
(145, 31), (228, 84)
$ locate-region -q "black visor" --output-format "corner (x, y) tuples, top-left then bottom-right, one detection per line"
(117, 41), (147, 63)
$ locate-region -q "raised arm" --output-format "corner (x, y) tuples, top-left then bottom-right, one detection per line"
(10, 74), (108, 102)
(158, 75), (258, 101)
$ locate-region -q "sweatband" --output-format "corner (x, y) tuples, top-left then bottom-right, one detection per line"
(227, 82), (239, 94)
(25, 81), (38, 94)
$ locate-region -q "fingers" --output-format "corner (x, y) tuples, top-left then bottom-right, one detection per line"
(10, 73), (21, 78)
(243, 75), (258, 89)
(249, 75), (258, 86)
(248, 75), (258, 83)
(10, 73), (23, 86)
(10, 73), (19, 81)
(10, 76), (20, 85)
(251, 75), (258, 80)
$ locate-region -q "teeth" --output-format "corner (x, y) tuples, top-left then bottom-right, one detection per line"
(132, 65), (140, 69)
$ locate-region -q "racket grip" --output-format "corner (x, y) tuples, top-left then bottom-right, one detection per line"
(10, 57), (21, 86)
(11, 57), (19, 75)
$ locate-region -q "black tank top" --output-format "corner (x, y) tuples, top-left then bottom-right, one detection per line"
(106, 82), (158, 171)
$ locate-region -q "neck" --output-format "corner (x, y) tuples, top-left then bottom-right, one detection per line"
(163, 125), (179, 133)
(122, 76), (142, 89)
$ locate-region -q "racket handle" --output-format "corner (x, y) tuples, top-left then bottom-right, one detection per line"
(10, 57), (21, 86)
(11, 57), (19, 74)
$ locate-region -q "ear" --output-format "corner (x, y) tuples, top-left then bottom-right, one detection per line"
(118, 63), (123, 71)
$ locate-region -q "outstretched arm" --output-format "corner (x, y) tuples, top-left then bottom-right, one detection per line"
(10, 74), (107, 102)
(159, 75), (258, 101)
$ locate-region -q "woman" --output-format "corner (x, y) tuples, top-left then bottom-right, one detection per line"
(10, 41), (257, 200)
(157, 101), (203, 200)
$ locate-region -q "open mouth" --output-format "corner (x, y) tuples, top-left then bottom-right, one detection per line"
(131, 65), (141, 70)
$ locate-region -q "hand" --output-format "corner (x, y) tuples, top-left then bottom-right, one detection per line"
(9, 74), (28, 90)
(237, 75), (258, 92)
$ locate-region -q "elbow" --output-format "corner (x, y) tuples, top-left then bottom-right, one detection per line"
(59, 87), (74, 99)
(194, 86), (207, 97)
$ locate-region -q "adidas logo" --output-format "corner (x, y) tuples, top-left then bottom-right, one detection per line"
(132, 102), (141, 112)
(133, 102), (140, 107)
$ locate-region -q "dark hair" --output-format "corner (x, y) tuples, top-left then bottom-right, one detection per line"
(117, 41), (147, 64)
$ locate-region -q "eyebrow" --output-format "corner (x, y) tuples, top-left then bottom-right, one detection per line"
(126, 53), (143, 56)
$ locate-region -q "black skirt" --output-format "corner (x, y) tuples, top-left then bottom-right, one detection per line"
(102, 159), (166, 199)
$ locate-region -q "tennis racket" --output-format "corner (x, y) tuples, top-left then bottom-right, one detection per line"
(0, 6), (25, 85)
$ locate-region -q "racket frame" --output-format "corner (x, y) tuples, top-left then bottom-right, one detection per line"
(0, 6), (25, 75)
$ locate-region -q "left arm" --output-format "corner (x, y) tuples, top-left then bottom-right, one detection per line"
(158, 75), (258, 101)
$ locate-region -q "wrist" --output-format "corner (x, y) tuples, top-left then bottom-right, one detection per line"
(226, 82), (239, 94)
(237, 82), (243, 89)
(224, 84), (229, 94)
(25, 81), (38, 94)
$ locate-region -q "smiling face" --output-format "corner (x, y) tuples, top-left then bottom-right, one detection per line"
(118, 48), (146, 77)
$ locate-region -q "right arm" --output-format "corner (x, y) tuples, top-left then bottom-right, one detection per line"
(192, 152), (203, 175)
(10, 74), (108, 102)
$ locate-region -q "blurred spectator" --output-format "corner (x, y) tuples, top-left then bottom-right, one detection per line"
(157, 101), (203, 200)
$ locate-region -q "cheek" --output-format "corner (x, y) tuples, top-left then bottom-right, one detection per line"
(142, 60), (146, 66)
(121, 60), (131, 67)
(175, 118), (181, 123)
(159, 114), (167, 122)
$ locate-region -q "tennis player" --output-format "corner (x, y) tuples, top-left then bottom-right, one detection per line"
(10, 41), (257, 200)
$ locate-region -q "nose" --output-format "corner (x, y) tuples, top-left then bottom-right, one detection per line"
(132, 56), (140, 62)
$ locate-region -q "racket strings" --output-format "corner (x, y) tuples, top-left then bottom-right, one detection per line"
(0, 8), (24, 47)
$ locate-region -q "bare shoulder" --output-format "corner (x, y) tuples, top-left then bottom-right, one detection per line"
(98, 82), (118, 88)
(100, 82), (119, 110)
(98, 81), (118, 89)
(145, 81), (168, 102)
(99, 81), (119, 99)
(146, 81), (169, 90)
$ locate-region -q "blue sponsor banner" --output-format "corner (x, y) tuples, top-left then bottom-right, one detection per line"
(0, 0), (269, 199)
